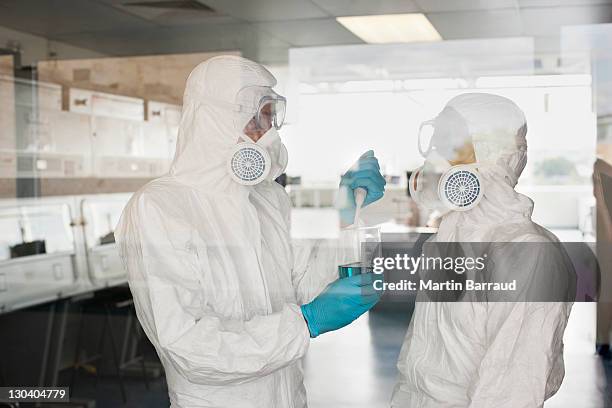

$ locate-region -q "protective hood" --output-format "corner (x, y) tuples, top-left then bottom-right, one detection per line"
(169, 55), (277, 192)
(392, 93), (575, 408)
(433, 93), (534, 241)
(116, 55), (351, 408)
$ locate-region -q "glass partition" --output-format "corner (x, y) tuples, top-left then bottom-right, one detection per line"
(286, 38), (595, 230)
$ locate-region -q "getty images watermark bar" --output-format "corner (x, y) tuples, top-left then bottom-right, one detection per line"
(357, 241), (599, 302)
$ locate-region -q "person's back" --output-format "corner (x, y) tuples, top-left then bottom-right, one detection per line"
(392, 93), (576, 407)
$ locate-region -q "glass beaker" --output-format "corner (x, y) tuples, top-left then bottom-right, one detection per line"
(338, 225), (382, 279)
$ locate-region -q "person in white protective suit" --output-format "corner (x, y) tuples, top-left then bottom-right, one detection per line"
(392, 93), (576, 407)
(115, 55), (385, 408)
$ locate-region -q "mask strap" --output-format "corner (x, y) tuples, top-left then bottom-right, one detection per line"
(255, 127), (280, 146)
(237, 133), (253, 144)
(238, 126), (281, 147)
(417, 120), (435, 157)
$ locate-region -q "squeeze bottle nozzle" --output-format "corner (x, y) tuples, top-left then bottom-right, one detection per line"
(353, 187), (366, 225)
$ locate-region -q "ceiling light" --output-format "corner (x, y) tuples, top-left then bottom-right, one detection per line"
(337, 13), (442, 44)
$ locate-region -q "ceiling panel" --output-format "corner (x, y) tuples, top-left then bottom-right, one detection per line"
(0, 0), (156, 36)
(428, 9), (522, 39)
(53, 28), (177, 55)
(172, 23), (291, 48)
(53, 21), (290, 57)
(199, 0), (329, 22)
(96, 0), (240, 27)
(415, 0), (518, 12)
(520, 5), (612, 36)
(0, 0), (609, 64)
(256, 18), (363, 46)
(309, 0), (419, 17)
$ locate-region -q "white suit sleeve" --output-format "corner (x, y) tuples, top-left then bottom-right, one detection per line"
(117, 194), (310, 386)
(291, 228), (360, 305)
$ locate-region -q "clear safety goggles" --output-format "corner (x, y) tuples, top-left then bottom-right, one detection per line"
(416, 110), (475, 166)
(235, 86), (287, 131)
(417, 120), (436, 157)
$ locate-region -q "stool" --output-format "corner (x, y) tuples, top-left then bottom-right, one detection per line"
(69, 293), (127, 403)
(116, 299), (149, 390)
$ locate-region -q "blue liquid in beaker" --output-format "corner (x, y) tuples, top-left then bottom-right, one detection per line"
(338, 262), (373, 279)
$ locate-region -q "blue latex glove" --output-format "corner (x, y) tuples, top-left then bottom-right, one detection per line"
(338, 150), (386, 226)
(300, 273), (382, 338)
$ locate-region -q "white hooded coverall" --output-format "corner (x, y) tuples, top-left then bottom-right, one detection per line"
(116, 56), (340, 408)
(391, 94), (576, 408)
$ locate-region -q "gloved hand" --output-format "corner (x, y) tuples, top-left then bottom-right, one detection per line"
(338, 150), (386, 226)
(300, 273), (382, 338)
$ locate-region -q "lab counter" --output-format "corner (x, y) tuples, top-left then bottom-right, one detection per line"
(0, 196), (595, 316)
(0, 192), (133, 391)
(0, 251), (76, 313)
(0, 194), (132, 315)
(0, 264), (129, 315)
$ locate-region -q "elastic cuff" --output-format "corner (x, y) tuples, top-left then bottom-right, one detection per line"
(300, 304), (318, 338)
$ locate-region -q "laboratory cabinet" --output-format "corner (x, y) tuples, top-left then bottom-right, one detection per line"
(80, 194), (132, 285)
(17, 109), (93, 178)
(0, 200), (78, 313)
(2, 77), (93, 179)
(66, 88), (144, 120)
(65, 88), (169, 179)
(145, 100), (181, 173)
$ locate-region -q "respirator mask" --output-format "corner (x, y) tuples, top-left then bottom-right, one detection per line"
(409, 109), (484, 212)
(226, 86), (288, 185)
